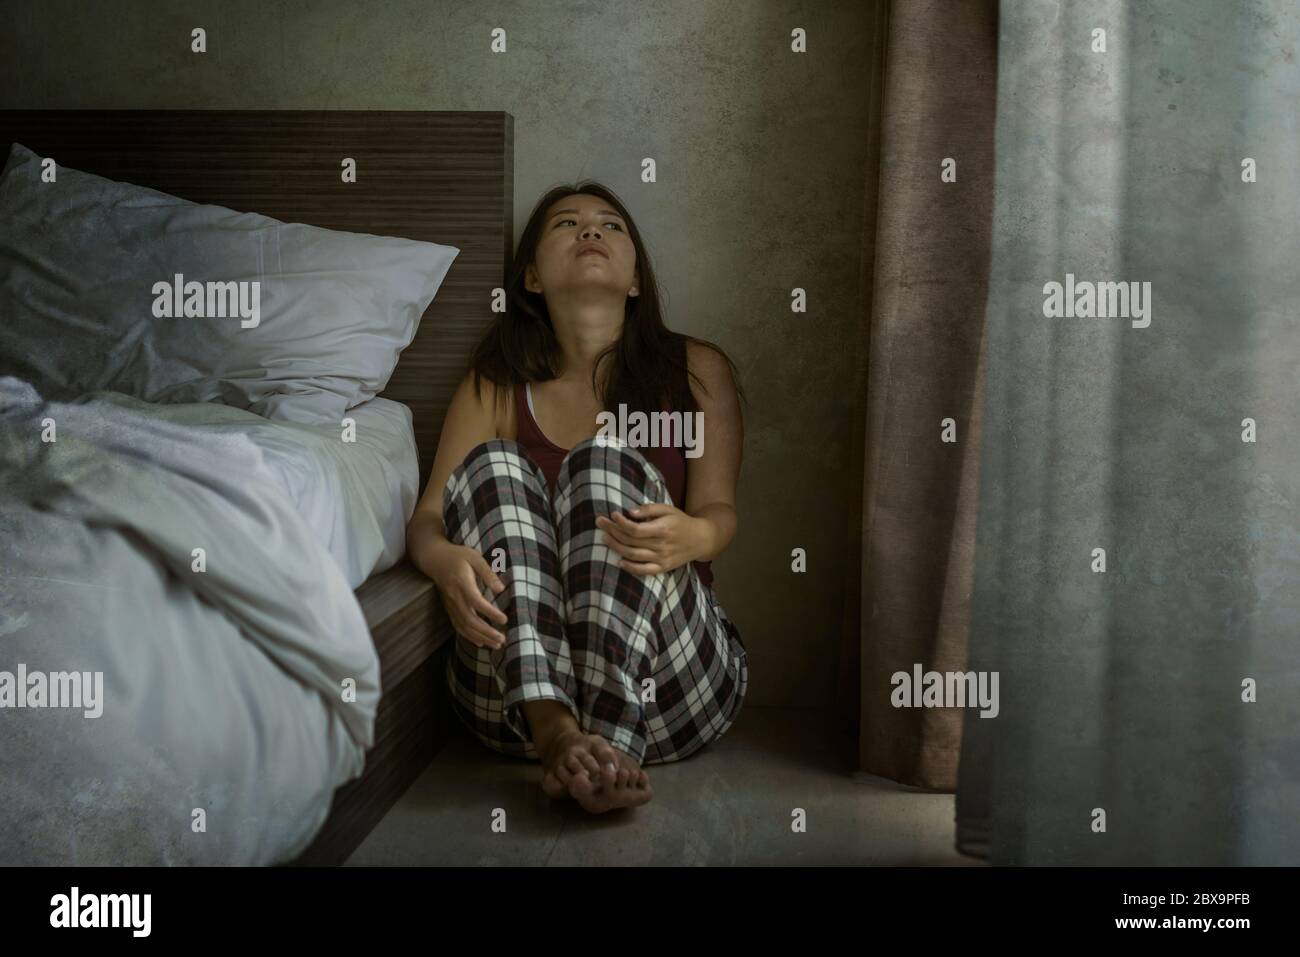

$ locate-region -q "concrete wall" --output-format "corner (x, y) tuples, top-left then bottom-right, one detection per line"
(1, 0), (880, 708)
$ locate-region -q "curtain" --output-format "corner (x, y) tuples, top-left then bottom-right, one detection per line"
(839, 0), (1000, 790)
(956, 0), (1300, 864)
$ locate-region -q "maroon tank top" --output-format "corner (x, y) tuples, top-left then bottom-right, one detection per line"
(513, 381), (714, 589)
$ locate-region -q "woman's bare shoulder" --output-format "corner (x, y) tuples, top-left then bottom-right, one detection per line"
(685, 339), (736, 398)
(449, 369), (516, 440)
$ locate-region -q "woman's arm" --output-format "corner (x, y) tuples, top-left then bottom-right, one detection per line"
(406, 369), (502, 578)
(594, 341), (744, 575)
(682, 340), (743, 562)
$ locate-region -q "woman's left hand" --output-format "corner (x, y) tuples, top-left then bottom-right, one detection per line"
(596, 504), (707, 576)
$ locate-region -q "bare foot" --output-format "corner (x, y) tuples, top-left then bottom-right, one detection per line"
(538, 728), (602, 800)
(539, 729), (652, 812)
(565, 740), (653, 813)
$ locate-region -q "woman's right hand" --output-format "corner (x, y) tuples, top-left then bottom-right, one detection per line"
(429, 540), (509, 650)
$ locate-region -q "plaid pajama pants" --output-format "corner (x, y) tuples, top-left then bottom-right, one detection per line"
(441, 435), (749, 766)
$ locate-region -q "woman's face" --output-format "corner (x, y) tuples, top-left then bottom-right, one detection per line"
(525, 193), (639, 302)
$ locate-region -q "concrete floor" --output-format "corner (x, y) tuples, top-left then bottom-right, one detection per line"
(346, 705), (980, 866)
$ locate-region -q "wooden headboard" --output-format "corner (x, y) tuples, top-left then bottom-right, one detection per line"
(0, 109), (514, 485)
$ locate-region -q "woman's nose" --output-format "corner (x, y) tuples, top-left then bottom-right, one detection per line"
(580, 224), (602, 240)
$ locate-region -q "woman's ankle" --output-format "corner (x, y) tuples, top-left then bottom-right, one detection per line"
(521, 699), (580, 754)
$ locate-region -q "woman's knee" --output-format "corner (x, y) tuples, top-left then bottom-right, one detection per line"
(441, 438), (549, 519)
(554, 434), (671, 507)
(455, 437), (537, 477)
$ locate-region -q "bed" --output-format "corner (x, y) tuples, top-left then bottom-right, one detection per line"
(0, 109), (513, 865)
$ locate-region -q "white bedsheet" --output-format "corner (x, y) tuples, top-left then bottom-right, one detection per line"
(243, 396), (419, 588)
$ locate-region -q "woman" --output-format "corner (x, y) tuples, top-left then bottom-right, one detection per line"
(406, 183), (748, 814)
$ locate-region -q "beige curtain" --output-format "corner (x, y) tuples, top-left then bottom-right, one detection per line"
(837, 0), (999, 790)
(958, 0), (1300, 865)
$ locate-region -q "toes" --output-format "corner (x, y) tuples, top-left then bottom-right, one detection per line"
(572, 755), (607, 794)
(567, 770), (592, 801)
(568, 769), (592, 795)
(592, 740), (619, 766)
(555, 739), (652, 812)
(562, 738), (601, 778)
(541, 771), (568, 799)
(611, 751), (647, 789)
(568, 771), (611, 813)
(599, 762), (618, 791)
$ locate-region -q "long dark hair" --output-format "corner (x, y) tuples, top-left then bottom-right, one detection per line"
(469, 181), (745, 419)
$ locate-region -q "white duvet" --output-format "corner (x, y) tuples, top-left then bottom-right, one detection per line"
(0, 377), (381, 865)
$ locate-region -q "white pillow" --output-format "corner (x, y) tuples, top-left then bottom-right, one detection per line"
(0, 142), (458, 424)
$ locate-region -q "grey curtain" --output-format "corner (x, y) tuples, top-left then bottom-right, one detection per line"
(957, 0), (1300, 864)
(841, 0), (999, 790)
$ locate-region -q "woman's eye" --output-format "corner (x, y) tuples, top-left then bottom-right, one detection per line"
(554, 218), (622, 231)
